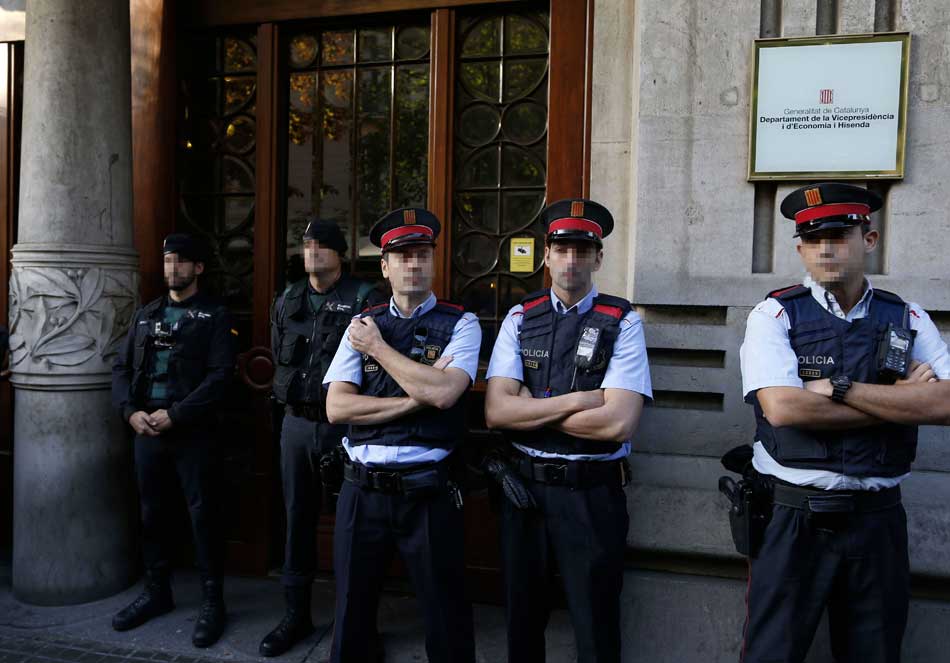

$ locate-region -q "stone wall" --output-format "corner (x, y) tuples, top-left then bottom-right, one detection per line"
(590, 0), (950, 659)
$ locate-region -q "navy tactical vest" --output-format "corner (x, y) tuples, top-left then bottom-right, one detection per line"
(511, 289), (631, 456)
(753, 285), (918, 477)
(348, 300), (467, 450)
(271, 274), (374, 413)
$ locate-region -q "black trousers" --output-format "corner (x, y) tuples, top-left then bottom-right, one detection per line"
(134, 427), (224, 580)
(330, 478), (475, 663)
(280, 413), (322, 587)
(741, 503), (909, 663)
(500, 479), (629, 663)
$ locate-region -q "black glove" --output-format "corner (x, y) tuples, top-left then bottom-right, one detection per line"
(482, 453), (537, 510)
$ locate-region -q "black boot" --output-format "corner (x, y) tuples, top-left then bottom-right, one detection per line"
(192, 578), (227, 648)
(259, 585), (315, 657)
(112, 571), (175, 632)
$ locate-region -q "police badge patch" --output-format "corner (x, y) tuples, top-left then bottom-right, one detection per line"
(424, 344), (441, 362)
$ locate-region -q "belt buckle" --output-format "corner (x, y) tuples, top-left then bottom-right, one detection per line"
(374, 471), (401, 493)
(544, 463), (568, 484)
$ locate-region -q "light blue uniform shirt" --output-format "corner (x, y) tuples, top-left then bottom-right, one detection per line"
(323, 292), (481, 467)
(486, 287), (653, 461)
(740, 275), (950, 490)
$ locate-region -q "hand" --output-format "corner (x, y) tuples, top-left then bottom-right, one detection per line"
(804, 379), (833, 398)
(482, 453), (537, 510)
(431, 354), (454, 370)
(129, 411), (160, 436)
(572, 389), (605, 410)
(348, 316), (385, 357)
(896, 361), (938, 385)
(149, 409), (174, 432)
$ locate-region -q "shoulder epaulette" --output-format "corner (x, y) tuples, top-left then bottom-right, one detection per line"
(768, 284), (809, 301)
(871, 288), (905, 306)
(435, 299), (464, 312)
(591, 293), (632, 320)
(521, 288), (550, 314)
(362, 301), (389, 317)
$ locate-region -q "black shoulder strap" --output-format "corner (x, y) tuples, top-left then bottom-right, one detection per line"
(871, 288), (905, 306)
(768, 284), (809, 301)
(591, 293), (632, 318)
(520, 288), (552, 321)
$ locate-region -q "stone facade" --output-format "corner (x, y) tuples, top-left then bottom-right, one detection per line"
(591, 0), (950, 659)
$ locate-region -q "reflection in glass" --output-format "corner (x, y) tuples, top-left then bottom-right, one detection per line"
(502, 101), (546, 144)
(396, 26), (430, 59)
(460, 61), (500, 103)
(359, 28), (393, 62)
(501, 191), (545, 233)
(395, 64), (430, 207)
(458, 192), (500, 233)
(222, 156), (255, 193)
(505, 16), (548, 54)
(502, 145), (544, 186)
(458, 103), (500, 147)
(224, 115), (256, 154)
(322, 31), (354, 65)
(223, 77), (255, 114)
(224, 197), (254, 231)
(459, 146), (500, 188)
(462, 17), (501, 57)
(503, 59), (546, 102)
(289, 35), (318, 68)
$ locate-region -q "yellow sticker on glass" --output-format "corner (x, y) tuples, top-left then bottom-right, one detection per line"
(510, 237), (535, 273)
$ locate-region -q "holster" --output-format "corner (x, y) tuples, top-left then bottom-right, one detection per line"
(719, 445), (772, 558)
(318, 445), (345, 511)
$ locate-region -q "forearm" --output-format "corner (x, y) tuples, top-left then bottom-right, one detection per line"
(486, 392), (580, 431)
(371, 343), (458, 406)
(551, 406), (638, 442)
(327, 391), (424, 425)
(843, 381), (950, 425)
(168, 368), (232, 424)
(761, 387), (881, 430)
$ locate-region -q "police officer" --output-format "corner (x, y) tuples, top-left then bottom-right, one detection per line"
(484, 199), (652, 663)
(323, 208), (480, 663)
(738, 183), (950, 663)
(259, 219), (378, 657)
(111, 233), (237, 648)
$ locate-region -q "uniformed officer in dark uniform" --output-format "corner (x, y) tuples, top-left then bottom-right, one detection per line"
(259, 219), (378, 657)
(111, 233), (237, 648)
(484, 199), (652, 663)
(323, 208), (481, 663)
(738, 182), (950, 663)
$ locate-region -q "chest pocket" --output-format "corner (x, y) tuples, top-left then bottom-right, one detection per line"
(411, 324), (453, 366)
(789, 325), (840, 381)
(170, 316), (212, 361)
(277, 333), (308, 366)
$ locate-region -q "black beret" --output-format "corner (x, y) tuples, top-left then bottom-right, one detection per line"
(780, 182), (882, 237)
(162, 233), (207, 263)
(303, 218), (348, 256)
(369, 208), (441, 252)
(541, 198), (614, 246)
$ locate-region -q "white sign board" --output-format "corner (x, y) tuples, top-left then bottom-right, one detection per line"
(749, 33), (910, 180)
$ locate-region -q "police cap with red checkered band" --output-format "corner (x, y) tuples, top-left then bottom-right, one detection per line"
(369, 207), (441, 252)
(541, 198), (614, 247)
(780, 182), (882, 238)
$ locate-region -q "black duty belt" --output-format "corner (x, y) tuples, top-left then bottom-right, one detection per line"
(771, 481), (902, 514)
(515, 454), (626, 488)
(343, 457), (449, 496)
(289, 404), (322, 422)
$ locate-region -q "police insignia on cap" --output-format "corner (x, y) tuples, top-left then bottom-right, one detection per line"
(404, 209), (416, 224)
(804, 188), (823, 207)
(570, 201), (585, 217)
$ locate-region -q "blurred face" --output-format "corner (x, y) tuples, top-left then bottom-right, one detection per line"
(796, 225), (877, 289)
(380, 244), (434, 297)
(163, 253), (203, 292)
(544, 240), (602, 293)
(303, 239), (343, 275)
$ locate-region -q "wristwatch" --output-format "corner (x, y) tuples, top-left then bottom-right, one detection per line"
(830, 375), (852, 403)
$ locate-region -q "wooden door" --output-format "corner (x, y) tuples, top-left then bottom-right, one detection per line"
(173, 0), (593, 587)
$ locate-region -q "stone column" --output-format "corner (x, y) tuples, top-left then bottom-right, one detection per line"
(8, 0), (138, 605)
